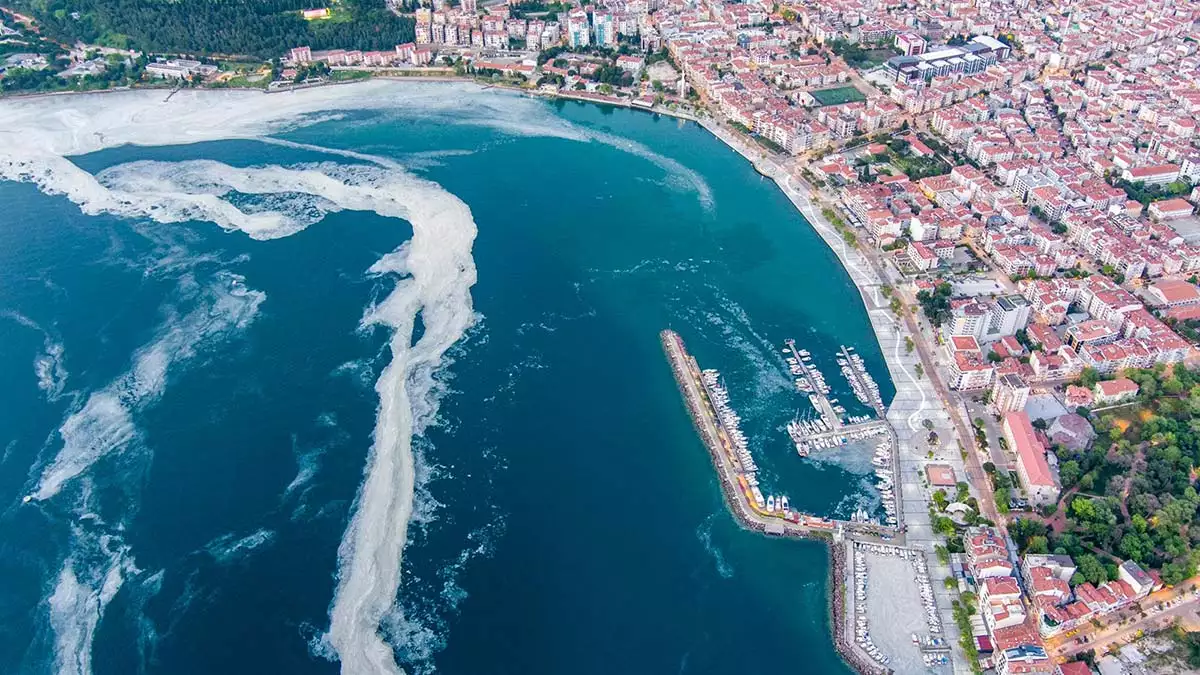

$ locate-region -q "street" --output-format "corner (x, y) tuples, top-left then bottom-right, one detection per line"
(1051, 582), (1200, 660)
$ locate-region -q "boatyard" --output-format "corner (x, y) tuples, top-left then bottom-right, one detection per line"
(849, 542), (951, 674)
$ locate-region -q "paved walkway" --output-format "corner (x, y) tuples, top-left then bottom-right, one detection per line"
(693, 117), (986, 674)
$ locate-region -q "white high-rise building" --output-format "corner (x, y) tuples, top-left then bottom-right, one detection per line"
(567, 10), (590, 48)
(592, 12), (616, 47)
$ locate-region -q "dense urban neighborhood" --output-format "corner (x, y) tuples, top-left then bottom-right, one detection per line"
(8, 0), (1200, 672)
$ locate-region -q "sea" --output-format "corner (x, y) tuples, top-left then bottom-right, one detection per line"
(0, 82), (895, 675)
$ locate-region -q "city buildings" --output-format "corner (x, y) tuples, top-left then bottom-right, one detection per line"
(1002, 411), (1059, 507)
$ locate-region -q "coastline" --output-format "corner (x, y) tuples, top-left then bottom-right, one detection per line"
(684, 102), (972, 674)
(1, 79), (961, 673)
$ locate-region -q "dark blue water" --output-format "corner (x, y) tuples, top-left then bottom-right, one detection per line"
(0, 92), (892, 675)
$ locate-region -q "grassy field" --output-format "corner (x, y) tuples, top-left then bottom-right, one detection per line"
(810, 86), (867, 106)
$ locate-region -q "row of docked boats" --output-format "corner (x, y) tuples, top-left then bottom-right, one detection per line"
(852, 547), (890, 667)
(839, 346), (882, 410)
(788, 417), (888, 457)
(700, 368), (801, 523)
(782, 340), (830, 396)
(872, 442), (899, 528)
(701, 368), (758, 477)
(853, 543), (944, 669)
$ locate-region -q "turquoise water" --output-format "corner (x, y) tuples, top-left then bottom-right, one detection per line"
(0, 89), (891, 675)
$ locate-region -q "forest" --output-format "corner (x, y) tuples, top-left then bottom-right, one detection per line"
(1006, 364), (1200, 586)
(10, 0), (415, 59)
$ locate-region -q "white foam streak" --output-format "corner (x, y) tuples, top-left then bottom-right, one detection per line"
(3, 312), (70, 400)
(36, 339), (70, 399)
(205, 528), (277, 565)
(0, 83), (712, 215)
(327, 176), (477, 675)
(48, 536), (136, 675)
(0, 83), (571, 675)
(33, 274), (264, 501)
(80, 146), (480, 675)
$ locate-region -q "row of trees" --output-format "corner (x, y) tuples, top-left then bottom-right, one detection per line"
(1114, 177), (1194, 206)
(11, 0), (414, 59)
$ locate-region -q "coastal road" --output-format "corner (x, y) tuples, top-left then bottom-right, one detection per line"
(891, 288), (1000, 526)
(777, 168), (1000, 527)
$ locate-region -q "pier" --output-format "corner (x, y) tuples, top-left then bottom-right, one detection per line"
(783, 338), (840, 429)
(661, 329), (899, 543)
(838, 345), (885, 418)
(783, 339), (890, 455)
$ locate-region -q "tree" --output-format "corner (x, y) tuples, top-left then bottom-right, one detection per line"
(995, 488), (1010, 513)
(933, 515), (957, 536)
(13, 0), (418, 60)
(916, 282), (953, 326)
(1078, 367), (1100, 389)
(1060, 460), (1082, 488)
(933, 489), (950, 511)
(936, 545), (950, 564)
(1075, 554), (1109, 585)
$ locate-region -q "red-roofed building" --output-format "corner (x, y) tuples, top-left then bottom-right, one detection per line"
(947, 335), (995, 390)
(1148, 198), (1195, 221)
(1063, 385), (1093, 409)
(926, 464), (957, 487)
(1093, 378), (1139, 405)
(966, 526), (1014, 579)
(1002, 412), (1059, 506)
(1027, 323), (1064, 351)
(1122, 164), (1180, 186)
(1057, 662), (1093, 675)
(1147, 279), (1200, 308)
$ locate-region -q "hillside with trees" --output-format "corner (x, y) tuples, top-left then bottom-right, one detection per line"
(9, 0), (415, 59)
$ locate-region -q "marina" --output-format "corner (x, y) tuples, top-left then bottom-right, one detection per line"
(781, 339), (889, 457)
(660, 329), (900, 543)
(838, 345), (885, 417)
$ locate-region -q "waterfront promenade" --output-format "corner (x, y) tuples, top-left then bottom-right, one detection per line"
(693, 119), (972, 674)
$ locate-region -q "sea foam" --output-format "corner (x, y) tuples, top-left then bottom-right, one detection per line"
(33, 272), (265, 501)
(0, 82), (696, 675)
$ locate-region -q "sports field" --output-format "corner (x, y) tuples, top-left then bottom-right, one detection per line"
(811, 86), (867, 106)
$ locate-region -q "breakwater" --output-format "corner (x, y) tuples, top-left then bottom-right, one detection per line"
(661, 328), (895, 675)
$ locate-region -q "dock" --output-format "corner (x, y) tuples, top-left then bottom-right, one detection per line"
(661, 329), (899, 543)
(838, 345), (885, 418)
(783, 339), (890, 455)
(783, 338), (840, 429)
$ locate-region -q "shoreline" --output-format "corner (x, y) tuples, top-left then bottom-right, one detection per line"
(1, 79), (958, 673)
(660, 329), (900, 675)
(677, 96), (971, 675)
